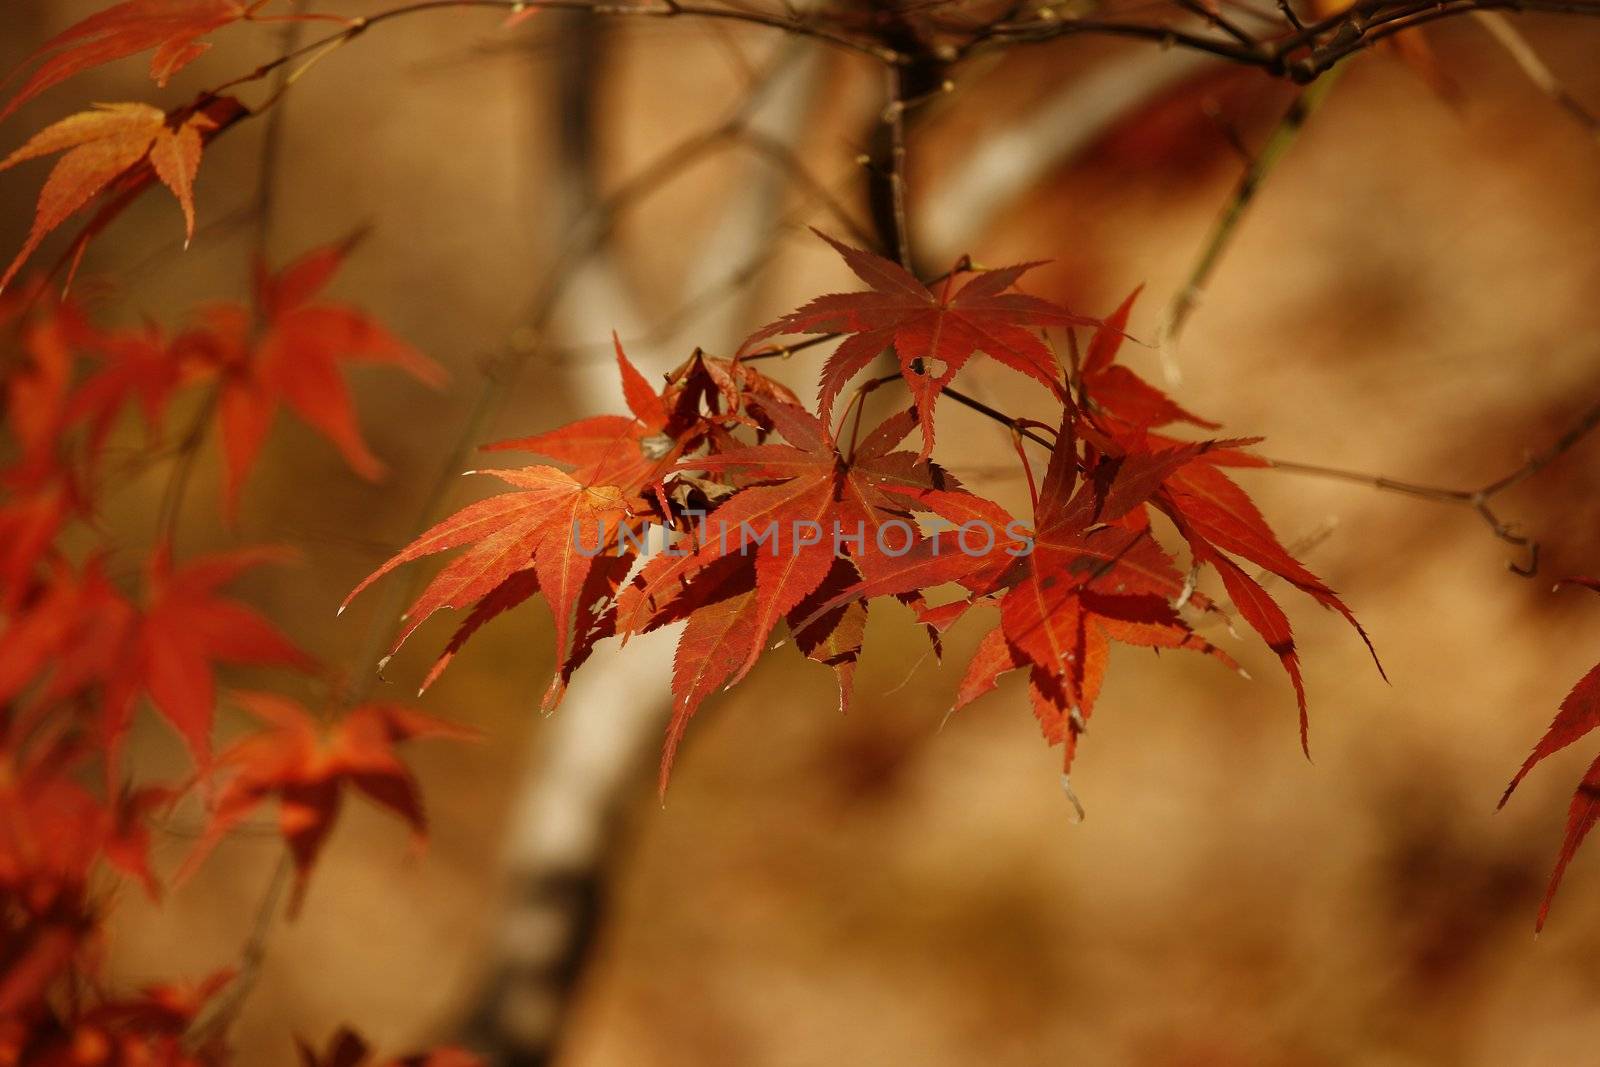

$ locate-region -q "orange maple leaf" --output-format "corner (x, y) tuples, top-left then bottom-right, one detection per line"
(183, 692), (476, 914)
(0, 96), (245, 292)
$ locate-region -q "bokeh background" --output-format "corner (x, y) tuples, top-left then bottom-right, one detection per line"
(8, 1), (1600, 1062)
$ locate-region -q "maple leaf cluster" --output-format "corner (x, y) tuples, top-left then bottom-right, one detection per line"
(0, 241), (469, 1059)
(350, 232), (1380, 802)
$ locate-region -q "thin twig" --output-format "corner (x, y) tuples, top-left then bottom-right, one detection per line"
(884, 64), (913, 269)
(1158, 68), (1343, 379)
(1280, 0), (1600, 83)
(961, 12), (1274, 67)
(1170, 0), (1259, 46)
(943, 384), (1055, 448)
(182, 859), (291, 1051)
(153, 387), (219, 546)
(934, 362), (1600, 580)
(219, 0), (902, 93)
(1264, 396), (1600, 575)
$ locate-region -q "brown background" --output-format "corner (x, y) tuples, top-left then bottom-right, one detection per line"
(8, 2), (1600, 1062)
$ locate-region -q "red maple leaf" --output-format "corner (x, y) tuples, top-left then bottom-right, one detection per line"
(484, 335), (687, 496)
(742, 229), (1101, 458)
(1078, 287), (1218, 431)
(796, 412), (1242, 778)
(631, 402), (954, 651)
(1153, 445), (1381, 752)
(0, 730), (173, 1018)
(342, 465), (629, 707)
(1499, 578), (1600, 929)
(0, 0), (271, 122)
(618, 402), (984, 792)
(102, 545), (315, 771)
(2, 549), (302, 782)
(345, 442), (639, 704)
(1074, 295), (1382, 752)
(483, 337), (801, 494)
(344, 339), (784, 706)
(66, 321), (185, 463)
(175, 237), (446, 513)
(184, 692), (476, 914)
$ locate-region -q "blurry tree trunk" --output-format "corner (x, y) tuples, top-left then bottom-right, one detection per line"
(467, 24), (827, 1065)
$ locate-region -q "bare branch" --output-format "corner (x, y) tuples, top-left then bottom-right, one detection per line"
(1265, 395), (1600, 575)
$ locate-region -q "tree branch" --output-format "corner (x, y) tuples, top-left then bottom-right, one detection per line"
(1264, 395), (1600, 576)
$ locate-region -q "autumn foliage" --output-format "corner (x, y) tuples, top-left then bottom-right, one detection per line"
(0, 223), (471, 1058)
(4, 0), (1600, 1061)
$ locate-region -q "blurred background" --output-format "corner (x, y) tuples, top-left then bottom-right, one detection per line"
(8, 1), (1600, 1062)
